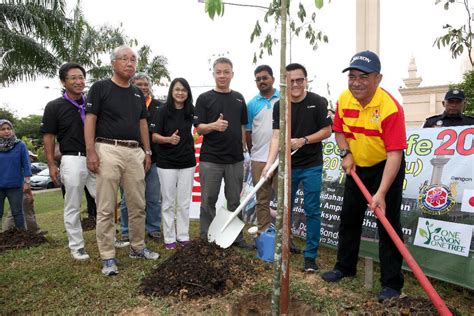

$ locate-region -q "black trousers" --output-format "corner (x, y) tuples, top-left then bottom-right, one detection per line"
(335, 158), (405, 291)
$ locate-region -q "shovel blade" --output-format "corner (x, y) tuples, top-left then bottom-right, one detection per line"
(208, 207), (245, 249)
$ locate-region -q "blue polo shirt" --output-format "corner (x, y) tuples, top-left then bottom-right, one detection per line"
(246, 89), (280, 162)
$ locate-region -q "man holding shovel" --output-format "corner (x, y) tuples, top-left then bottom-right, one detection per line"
(194, 57), (253, 249)
(262, 63), (332, 272)
(321, 51), (407, 302)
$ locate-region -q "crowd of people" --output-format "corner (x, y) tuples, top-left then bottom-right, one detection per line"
(1, 45), (472, 302)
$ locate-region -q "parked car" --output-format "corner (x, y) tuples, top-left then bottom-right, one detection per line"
(30, 169), (59, 190)
(30, 162), (48, 175)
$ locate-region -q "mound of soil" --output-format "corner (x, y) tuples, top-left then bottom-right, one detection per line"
(81, 216), (96, 231)
(0, 228), (48, 253)
(358, 296), (460, 315)
(141, 239), (256, 299)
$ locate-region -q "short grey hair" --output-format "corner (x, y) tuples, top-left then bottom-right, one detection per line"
(131, 73), (151, 85)
(110, 45), (136, 62)
(213, 57), (233, 70)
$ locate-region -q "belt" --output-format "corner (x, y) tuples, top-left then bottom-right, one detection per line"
(95, 137), (140, 148)
(62, 151), (86, 157)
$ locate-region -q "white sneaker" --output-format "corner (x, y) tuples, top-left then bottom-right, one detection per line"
(101, 258), (118, 276)
(114, 238), (130, 248)
(71, 248), (90, 261)
(129, 247), (160, 260)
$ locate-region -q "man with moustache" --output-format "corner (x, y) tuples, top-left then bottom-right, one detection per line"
(423, 89), (474, 127)
(85, 46), (159, 276)
(245, 65), (280, 232)
(41, 62), (96, 261)
(194, 57), (252, 249)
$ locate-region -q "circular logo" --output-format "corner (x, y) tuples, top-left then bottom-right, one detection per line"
(418, 184), (455, 215)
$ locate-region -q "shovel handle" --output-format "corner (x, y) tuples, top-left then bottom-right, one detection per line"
(220, 150), (298, 232)
(350, 170), (452, 316)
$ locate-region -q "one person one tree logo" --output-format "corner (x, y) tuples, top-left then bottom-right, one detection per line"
(418, 220), (442, 245)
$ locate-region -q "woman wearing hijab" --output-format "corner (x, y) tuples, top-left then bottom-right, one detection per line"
(0, 119), (31, 230)
(151, 78), (196, 249)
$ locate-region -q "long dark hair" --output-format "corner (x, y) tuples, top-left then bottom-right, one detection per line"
(166, 77), (194, 120)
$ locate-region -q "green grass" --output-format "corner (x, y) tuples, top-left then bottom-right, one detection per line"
(0, 190), (472, 314)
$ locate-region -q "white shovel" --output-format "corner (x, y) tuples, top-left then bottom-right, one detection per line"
(207, 156), (281, 248)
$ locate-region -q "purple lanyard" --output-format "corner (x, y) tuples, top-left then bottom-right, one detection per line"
(63, 92), (86, 123)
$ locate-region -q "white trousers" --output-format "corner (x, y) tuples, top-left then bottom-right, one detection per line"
(61, 155), (96, 251)
(157, 166), (194, 244)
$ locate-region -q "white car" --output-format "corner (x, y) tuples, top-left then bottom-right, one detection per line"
(30, 169), (59, 190)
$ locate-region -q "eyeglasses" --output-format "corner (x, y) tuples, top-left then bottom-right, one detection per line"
(115, 56), (137, 64)
(290, 77), (306, 86)
(65, 76), (85, 81)
(255, 76), (270, 82)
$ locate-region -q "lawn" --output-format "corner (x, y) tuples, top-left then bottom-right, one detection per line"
(0, 190), (472, 314)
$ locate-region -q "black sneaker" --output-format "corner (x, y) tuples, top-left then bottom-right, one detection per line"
(290, 240), (302, 254)
(303, 257), (318, 272)
(321, 269), (350, 282)
(378, 287), (401, 302)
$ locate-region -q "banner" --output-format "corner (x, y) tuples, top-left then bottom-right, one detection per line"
(294, 126), (474, 289)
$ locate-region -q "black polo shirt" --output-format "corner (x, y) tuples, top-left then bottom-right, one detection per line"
(86, 79), (147, 142)
(151, 105), (196, 169)
(41, 96), (86, 153)
(273, 92), (331, 168)
(147, 98), (162, 163)
(194, 90), (248, 164)
(423, 112), (474, 128)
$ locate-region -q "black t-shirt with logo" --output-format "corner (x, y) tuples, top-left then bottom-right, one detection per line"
(194, 90), (248, 164)
(86, 79), (147, 142)
(273, 92), (331, 168)
(150, 105), (196, 169)
(41, 97), (86, 153)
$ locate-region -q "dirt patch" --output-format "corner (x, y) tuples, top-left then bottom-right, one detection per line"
(81, 216), (96, 231)
(0, 228), (48, 253)
(231, 293), (316, 315)
(141, 238), (256, 299)
(354, 296), (461, 315)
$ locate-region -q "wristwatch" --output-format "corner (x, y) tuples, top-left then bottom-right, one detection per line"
(144, 150), (152, 155)
(303, 136), (309, 145)
(339, 148), (351, 158)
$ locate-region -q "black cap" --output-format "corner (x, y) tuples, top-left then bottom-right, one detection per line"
(444, 89), (465, 101)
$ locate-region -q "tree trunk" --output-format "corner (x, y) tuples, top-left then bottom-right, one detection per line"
(271, 0), (288, 315)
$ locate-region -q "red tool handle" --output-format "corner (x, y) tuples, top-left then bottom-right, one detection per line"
(350, 169), (452, 316)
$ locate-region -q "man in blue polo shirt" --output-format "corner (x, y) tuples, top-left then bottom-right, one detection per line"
(245, 65), (280, 232)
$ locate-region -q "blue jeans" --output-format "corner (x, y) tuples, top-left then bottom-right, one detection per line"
(0, 187), (25, 230)
(120, 163), (161, 236)
(291, 165), (322, 259)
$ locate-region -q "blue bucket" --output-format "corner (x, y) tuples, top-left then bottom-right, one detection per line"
(256, 225), (276, 263)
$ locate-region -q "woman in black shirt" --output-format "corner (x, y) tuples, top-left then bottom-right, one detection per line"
(151, 78), (196, 250)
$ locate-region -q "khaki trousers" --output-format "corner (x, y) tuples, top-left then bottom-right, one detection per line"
(251, 160), (276, 231)
(95, 142), (146, 260)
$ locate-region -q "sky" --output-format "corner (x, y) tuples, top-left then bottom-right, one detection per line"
(0, 0), (471, 117)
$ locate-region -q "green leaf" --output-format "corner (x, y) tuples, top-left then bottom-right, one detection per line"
(315, 0), (324, 9)
(434, 227), (442, 233)
(419, 228), (428, 238)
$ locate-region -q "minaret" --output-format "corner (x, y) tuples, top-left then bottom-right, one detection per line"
(403, 56), (423, 88)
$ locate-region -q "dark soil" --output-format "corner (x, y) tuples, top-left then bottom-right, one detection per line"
(81, 216), (96, 231)
(141, 238), (256, 299)
(0, 228), (48, 253)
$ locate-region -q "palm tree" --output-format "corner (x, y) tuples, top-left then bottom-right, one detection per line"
(0, 0), (72, 85)
(136, 45), (171, 85)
